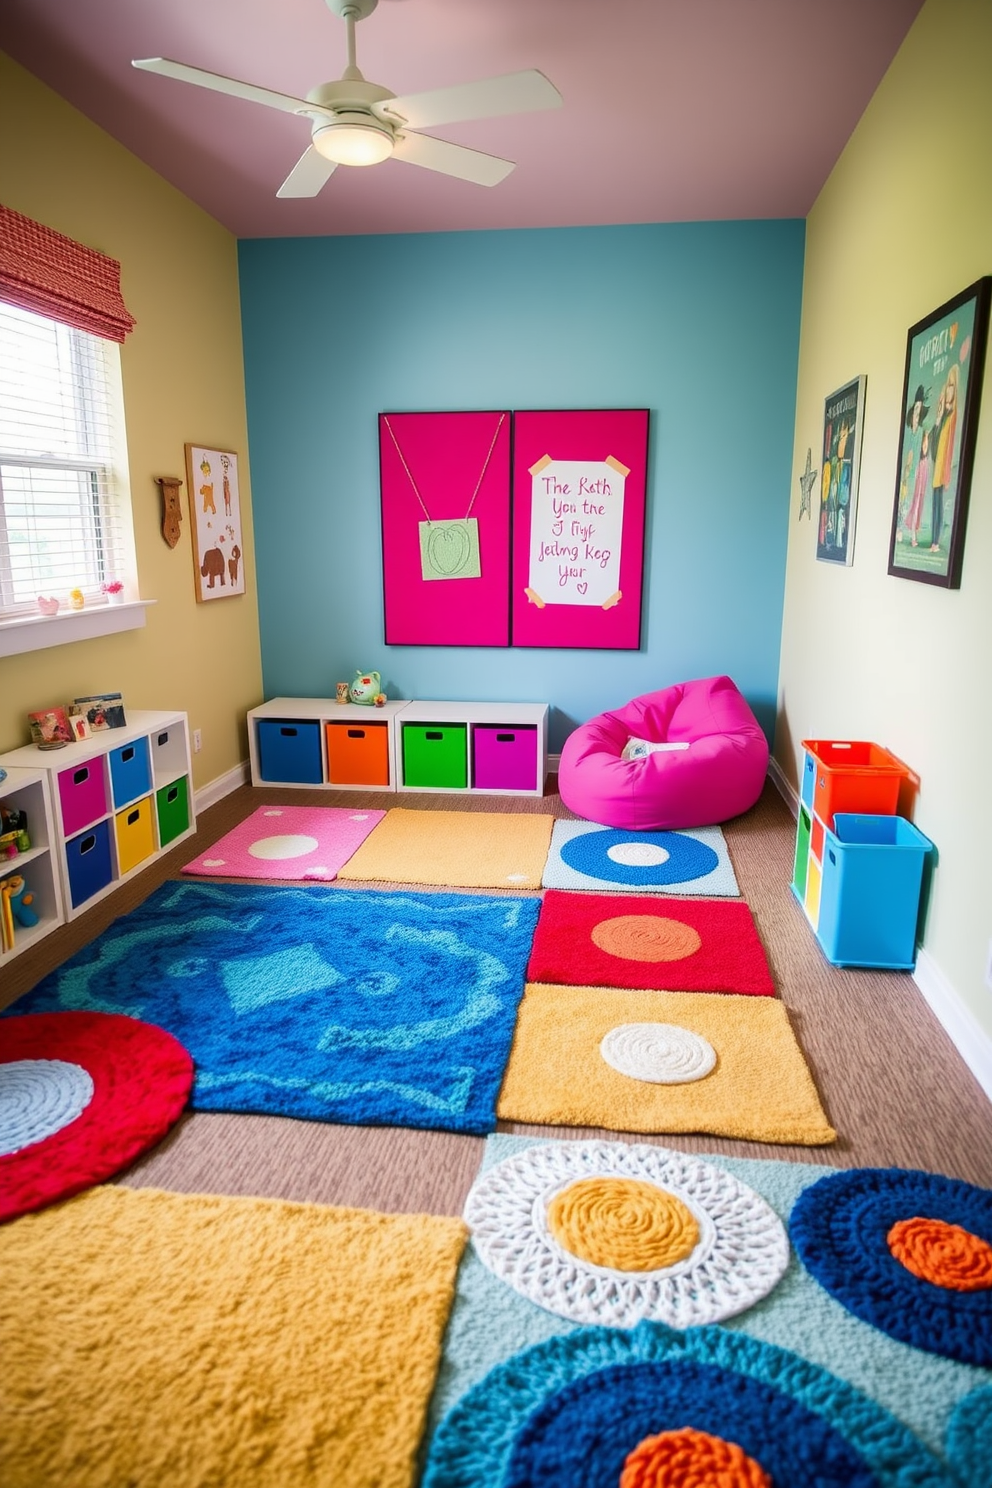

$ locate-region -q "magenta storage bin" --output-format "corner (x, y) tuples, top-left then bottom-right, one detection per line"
(472, 724), (537, 791)
(58, 755), (109, 836)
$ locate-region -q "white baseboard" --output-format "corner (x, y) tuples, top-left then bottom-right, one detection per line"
(194, 760), (249, 813)
(767, 756), (798, 818)
(912, 947), (992, 1104)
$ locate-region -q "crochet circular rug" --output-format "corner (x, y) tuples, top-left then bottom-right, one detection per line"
(0, 1011), (193, 1222)
(463, 1140), (789, 1328)
(559, 828), (718, 887)
(421, 1323), (960, 1488)
(790, 1167), (992, 1367)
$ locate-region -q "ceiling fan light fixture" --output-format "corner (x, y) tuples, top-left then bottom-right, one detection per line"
(312, 116), (394, 167)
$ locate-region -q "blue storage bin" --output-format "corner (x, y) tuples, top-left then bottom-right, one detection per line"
(65, 818), (113, 909)
(816, 813), (933, 969)
(257, 719), (323, 784)
(109, 736), (152, 807)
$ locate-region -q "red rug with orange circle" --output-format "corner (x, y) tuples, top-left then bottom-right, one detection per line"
(527, 889), (775, 995)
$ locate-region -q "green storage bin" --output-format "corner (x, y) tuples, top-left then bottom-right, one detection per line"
(792, 805), (812, 901)
(156, 775), (190, 846)
(402, 722), (467, 789)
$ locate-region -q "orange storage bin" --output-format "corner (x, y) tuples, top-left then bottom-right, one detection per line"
(801, 740), (910, 828)
(325, 720), (390, 786)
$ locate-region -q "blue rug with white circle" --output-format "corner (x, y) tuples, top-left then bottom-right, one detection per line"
(541, 818), (740, 895)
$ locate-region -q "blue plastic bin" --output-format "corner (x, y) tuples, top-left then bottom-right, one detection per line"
(257, 720), (323, 783)
(65, 818), (113, 909)
(109, 736), (152, 807)
(815, 813), (932, 969)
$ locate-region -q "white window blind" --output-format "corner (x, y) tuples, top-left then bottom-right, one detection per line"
(0, 302), (131, 620)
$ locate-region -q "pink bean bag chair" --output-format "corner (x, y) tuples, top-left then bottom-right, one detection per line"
(558, 675), (769, 830)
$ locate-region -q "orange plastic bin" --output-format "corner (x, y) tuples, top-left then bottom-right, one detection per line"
(801, 740), (911, 828)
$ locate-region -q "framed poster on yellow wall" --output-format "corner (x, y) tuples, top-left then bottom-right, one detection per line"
(184, 444), (246, 602)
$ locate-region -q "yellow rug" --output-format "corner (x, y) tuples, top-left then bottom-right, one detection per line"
(337, 807), (555, 889)
(496, 984), (837, 1145)
(0, 1185), (467, 1488)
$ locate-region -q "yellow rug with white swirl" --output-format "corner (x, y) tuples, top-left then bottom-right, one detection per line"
(0, 1185), (466, 1488)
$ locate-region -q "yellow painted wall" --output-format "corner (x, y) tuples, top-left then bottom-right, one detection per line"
(777, 0), (992, 1039)
(0, 52), (262, 789)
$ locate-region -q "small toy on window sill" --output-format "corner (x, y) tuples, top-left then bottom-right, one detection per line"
(36, 596), (60, 616)
(69, 587), (85, 610)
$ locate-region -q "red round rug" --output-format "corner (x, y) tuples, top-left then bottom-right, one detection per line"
(0, 1011), (193, 1223)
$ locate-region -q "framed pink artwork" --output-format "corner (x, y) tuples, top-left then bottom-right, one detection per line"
(379, 410), (512, 646)
(511, 408), (649, 649)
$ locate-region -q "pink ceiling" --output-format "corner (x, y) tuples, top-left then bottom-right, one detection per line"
(2, 0), (923, 239)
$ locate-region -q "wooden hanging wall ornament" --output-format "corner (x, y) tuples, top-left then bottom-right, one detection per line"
(155, 476), (184, 548)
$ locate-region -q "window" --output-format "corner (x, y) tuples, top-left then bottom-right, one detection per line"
(0, 302), (135, 621)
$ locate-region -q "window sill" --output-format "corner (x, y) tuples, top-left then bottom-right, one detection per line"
(0, 600), (156, 658)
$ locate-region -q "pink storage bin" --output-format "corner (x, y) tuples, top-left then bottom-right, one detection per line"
(58, 755), (109, 836)
(472, 725), (538, 791)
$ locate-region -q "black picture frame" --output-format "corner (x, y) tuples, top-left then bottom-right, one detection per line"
(888, 277), (991, 588)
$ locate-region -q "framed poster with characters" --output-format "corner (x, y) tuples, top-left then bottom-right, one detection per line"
(887, 277), (991, 588)
(185, 444), (246, 602)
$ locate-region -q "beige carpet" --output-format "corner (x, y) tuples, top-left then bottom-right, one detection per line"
(337, 806), (555, 888)
(496, 983), (837, 1145)
(0, 1185), (466, 1488)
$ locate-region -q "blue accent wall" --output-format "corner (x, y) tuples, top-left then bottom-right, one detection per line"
(238, 220), (804, 750)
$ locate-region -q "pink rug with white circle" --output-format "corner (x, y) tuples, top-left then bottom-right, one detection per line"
(0, 1011), (193, 1223)
(181, 804), (386, 880)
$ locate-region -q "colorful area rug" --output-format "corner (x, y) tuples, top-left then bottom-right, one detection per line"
(336, 807), (555, 889)
(0, 1011), (192, 1223)
(790, 1166), (992, 1368)
(542, 818), (740, 895)
(5, 881), (541, 1135)
(0, 1184), (466, 1488)
(424, 1136), (991, 1483)
(527, 889), (775, 995)
(181, 804), (385, 880)
(495, 985), (836, 1143)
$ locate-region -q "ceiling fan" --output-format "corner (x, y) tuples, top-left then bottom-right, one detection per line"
(132, 0), (562, 198)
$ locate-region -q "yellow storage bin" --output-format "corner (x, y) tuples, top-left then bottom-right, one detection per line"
(115, 796), (156, 875)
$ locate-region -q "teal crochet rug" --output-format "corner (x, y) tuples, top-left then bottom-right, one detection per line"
(5, 882), (540, 1135)
(424, 1135), (991, 1483)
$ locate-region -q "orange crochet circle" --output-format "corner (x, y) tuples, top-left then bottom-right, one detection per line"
(590, 915), (702, 963)
(546, 1176), (699, 1272)
(887, 1216), (992, 1292)
(620, 1427), (772, 1488)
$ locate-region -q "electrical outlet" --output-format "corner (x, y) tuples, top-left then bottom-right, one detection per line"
(986, 938), (992, 993)
(193, 729), (202, 753)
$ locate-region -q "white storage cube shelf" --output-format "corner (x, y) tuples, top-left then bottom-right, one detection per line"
(248, 698), (549, 797)
(0, 710), (196, 928)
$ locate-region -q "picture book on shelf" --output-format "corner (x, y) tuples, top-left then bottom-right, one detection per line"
(28, 707), (74, 746)
(70, 694), (127, 731)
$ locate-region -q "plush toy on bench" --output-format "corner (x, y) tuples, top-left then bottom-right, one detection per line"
(558, 674), (768, 831)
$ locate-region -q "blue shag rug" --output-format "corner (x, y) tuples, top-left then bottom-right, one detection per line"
(4, 881), (541, 1135)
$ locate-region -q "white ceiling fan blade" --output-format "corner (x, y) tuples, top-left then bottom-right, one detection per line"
(276, 146), (338, 198)
(377, 69), (561, 131)
(132, 58), (325, 118)
(392, 132), (514, 186)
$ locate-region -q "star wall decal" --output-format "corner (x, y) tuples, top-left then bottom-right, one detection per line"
(798, 447), (817, 520)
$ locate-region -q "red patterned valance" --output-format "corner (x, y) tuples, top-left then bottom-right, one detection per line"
(0, 203), (136, 343)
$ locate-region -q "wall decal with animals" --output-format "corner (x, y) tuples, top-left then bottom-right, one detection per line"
(184, 444), (247, 603)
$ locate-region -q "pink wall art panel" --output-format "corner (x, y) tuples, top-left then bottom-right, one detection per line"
(379, 410), (512, 646)
(511, 409), (649, 649)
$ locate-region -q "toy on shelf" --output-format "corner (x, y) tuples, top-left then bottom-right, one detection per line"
(349, 670), (382, 706)
(3, 875), (39, 927)
(1, 874), (39, 949)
